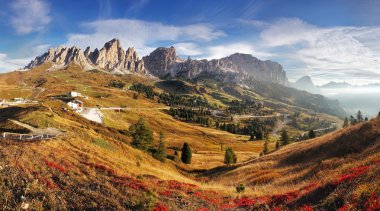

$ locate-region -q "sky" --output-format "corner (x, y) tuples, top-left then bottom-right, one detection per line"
(0, 0), (380, 85)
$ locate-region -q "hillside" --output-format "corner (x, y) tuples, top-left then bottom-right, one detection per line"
(0, 101), (378, 209)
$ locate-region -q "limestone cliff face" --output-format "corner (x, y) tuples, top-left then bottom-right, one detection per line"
(25, 39), (146, 74)
(25, 46), (96, 71)
(143, 47), (289, 86)
(25, 39), (288, 85)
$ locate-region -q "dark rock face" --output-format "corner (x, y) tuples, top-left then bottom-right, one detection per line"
(143, 48), (289, 86)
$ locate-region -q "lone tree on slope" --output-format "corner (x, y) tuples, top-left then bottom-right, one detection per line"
(281, 129), (290, 146)
(129, 118), (153, 151)
(224, 147), (237, 164)
(357, 110), (364, 123)
(181, 143), (192, 164)
(154, 132), (167, 162)
(343, 117), (349, 128)
(308, 130), (316, 139)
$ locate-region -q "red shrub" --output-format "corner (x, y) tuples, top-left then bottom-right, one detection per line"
(270, 190), (300, 205)
(83, 162), (116, 175)
(158, 190), (172, 197)
(337, 204), (350, 211)
(152, 203), (168, 211)
(300, 205), (314, 211)
(167, 180), (196, 190)
(234, 197), (256, 207)
(365, 193), (380, 211)
(197, 208), (208, 211)
(44, 160), (66, 173)
(39, 177), (58, 189)
(112, 178), (148, 192)
(335, 165), (370, 185)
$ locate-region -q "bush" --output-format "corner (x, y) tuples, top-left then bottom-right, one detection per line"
(236, 184), (245, 193)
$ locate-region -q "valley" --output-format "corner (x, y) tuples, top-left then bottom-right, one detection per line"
(0, 39), (378, 210)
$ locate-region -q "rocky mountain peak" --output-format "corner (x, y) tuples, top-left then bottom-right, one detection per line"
(25, 38), (146, 75)
(143, 46), (289, 85)
(142, 46), (177, 77)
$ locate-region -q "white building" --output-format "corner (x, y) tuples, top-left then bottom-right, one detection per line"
(69, 91), (82, 98)
(67, 100), (84, 112)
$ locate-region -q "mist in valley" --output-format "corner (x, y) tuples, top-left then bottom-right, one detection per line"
(321, 86), (380, 118)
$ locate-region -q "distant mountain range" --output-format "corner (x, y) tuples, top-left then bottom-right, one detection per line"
(25, 38), (289, 86)
(291, 76), (380, 92)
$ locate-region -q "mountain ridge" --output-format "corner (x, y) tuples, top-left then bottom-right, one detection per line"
(25, 38), (289, 86)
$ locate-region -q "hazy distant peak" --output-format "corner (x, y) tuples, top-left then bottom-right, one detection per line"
(291, 75), (320, 94)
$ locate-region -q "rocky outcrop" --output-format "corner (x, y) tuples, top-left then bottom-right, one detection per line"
(143, 47), (288, 85)
(25, 39), (146, 74)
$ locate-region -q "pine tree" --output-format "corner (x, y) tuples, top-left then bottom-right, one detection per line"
(343, 117), (349, 127)
(181, 143), (192, 164)
(308, 130), (316, 139)
(129, 118), (153, 151)
(350, 115), (356, 125)
(224, 147), (237, 164)
(357, 110), (364, 123)
(281, 129), (289, 145)
(154, 132), (167, 162)
(263, 135), (269, 154)
(275, 140), (280, 150)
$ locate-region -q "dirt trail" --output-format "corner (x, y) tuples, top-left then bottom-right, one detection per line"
(9, 119), (63, 136)
(272, 114), (291, 138)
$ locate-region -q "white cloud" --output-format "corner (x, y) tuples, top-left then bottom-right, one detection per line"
(258, 18), (380, 85)
(205, 42), (274, 60)
(10, 0), (51, 35)
(173, 43), (202, 56)
(66, 19), (225, 57)
(0, 53), (32, 72)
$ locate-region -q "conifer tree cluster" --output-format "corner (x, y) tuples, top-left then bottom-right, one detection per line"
(129, 118), (167, 163)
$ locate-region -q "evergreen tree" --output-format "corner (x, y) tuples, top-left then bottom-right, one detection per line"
(365, 117), (368, 121)
(350, 115), (356, 125)
(129, 118), (153, 151)
(281, 129), (289, 145)
(153, 132), (167, 162)
(343, 117), (349, 128)
(357, 110), (364, 123)
(275, 140), (280, 150)
(308, 130), (316, 139)
(224, 147), (237, 164)
(263, 135), (269, 154)
(378, 111), (380, 117)
(181, 143), (192, 164)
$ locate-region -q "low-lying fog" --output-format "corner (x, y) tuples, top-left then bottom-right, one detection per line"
(321, 87), (380, 118)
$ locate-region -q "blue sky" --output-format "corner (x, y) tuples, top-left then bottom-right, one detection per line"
(0, 0), (380, 85)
